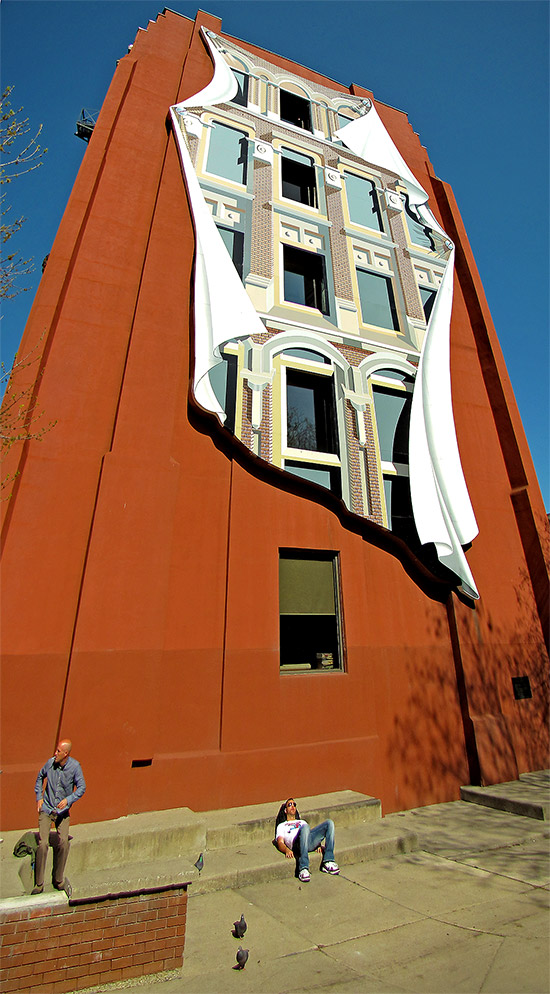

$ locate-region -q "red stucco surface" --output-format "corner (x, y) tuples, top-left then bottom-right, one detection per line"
(1, 9), (548, 831)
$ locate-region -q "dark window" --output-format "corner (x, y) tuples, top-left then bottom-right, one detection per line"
(512, 676), (532, 700)
(280, 90), (312, 131)
(208, 352), (238, 433)
(357, 269), (399, 330)
(284, 245), (328, 314)
(230, 70), (249, 107)
(281, 149), (317, 207)
(286, 369), (338, 454)
(345, 173), (383, 232)
(279, 550), (343, 671)
(372, 385), (411, 463)
(372, 372), (416, 542)
(419, 286), (437, 322)
(206, 122), (248, 185)
(382, 475), (417, 543)
(217, 225), (244, 280)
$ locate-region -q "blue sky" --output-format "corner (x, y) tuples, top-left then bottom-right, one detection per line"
(1, 0), (548, 507)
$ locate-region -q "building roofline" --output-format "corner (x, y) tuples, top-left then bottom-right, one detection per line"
(161, 6), (408, 118)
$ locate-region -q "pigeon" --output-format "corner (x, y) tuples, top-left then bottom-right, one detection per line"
(233, 914), (247, 938)
(235, 946), (249, 970)
(194, 852), (204, 874)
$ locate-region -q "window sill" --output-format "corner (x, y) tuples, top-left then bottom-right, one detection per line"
(282, 448), (340, 465)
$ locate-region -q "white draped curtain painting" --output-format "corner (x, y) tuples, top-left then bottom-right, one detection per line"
(170, 29), (479, 599)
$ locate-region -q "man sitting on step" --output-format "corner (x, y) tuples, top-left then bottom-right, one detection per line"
(274, 797), (339, 882)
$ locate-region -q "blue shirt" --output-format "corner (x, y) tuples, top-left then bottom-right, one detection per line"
(35, 756), (86, 817)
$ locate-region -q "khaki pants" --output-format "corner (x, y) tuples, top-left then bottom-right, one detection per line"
(34, 810), (70, 887)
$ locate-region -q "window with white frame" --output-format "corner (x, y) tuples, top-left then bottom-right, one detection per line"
(356, 268), (399, 331)
(281, 148), (318, 208)
(280, 89), (312, 131)
(345, 172), (383, 232)
(206, 122), (249, 185)
(279, 549), (344, 671)
(283, 245), (329, 314)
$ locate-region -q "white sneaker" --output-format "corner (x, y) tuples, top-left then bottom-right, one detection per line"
(298, 868), (310, 882)
(320, 860), (339, 874)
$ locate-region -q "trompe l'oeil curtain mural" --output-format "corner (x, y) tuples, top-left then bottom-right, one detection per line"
(170, 29), (479, 600)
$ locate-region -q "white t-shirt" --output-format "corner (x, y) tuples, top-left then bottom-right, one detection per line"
(276, 819), (307, 848)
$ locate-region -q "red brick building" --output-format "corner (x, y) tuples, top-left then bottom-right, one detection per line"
(1, 8), (548, 831)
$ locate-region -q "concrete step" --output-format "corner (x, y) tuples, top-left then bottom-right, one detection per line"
(1, 791), (384, 900)
(3, 819), (417, 902)
(187, 819), (418, 897)
(201, 790), (381, 851)
(460, 772), (550, 821)
(520, 770), (550, 789)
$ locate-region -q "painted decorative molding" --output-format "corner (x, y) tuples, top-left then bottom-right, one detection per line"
(180, 113), (203, 138)
(325, 167), (342, 189)
(253, 140), (274, 164)
(384, 189), (404, 211)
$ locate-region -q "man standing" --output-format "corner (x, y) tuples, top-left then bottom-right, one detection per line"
(32, 739), (86, 895)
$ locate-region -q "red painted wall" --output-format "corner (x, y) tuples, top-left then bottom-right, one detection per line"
(1, 9), (548, 831)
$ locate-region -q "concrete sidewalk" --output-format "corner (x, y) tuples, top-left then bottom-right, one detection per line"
(83, 795), (549, 994)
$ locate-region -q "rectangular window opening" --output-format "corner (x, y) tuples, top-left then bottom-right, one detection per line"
(512, 676), (532, 700)
(419, 286), (437, 322)
(280, 90), (312, 131)
(206, 122), (248, 185)
(345, 173), (383, 232)
(281, 153), (317, 207)
(279, 550), (344, 672)
(284, 245), (329, 314)
(357, 268), (399, 331)
(372, 386), (411, 463)
(230, 70), (249, 107)
(217, 225), (244, 280)
(286, 368), (339, 455)
(382, 475), (417, 544)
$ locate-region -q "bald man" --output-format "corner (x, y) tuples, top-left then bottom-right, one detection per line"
(32, 739), (86, 895)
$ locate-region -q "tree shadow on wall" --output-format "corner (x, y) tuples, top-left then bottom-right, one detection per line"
(386, 567), (549, 813)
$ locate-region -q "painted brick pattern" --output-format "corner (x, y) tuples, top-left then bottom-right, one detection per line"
(0, 887), (187, 994)
(384, 194), (425, 322)
(259, 382), (273, 463)
(326, 186), (354, 300)
(363, 405), (384, 526)
(251, 161), (273, 280)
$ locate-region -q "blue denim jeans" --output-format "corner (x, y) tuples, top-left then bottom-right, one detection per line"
(293, 819), (335, 871)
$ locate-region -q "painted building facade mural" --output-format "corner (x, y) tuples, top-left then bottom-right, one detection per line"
(171, 30), (479, 601)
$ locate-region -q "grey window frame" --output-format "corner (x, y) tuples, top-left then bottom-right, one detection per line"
(279, 549), (345, 672)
